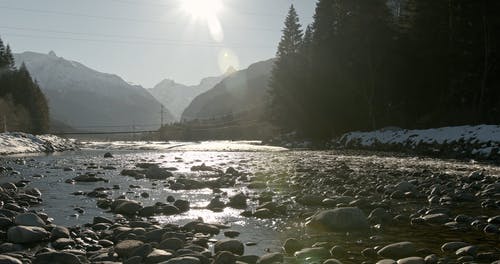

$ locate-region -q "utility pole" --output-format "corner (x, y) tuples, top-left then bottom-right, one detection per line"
(160, 105), (165, 128)
(2, 114), (6, 133)
(132, 121), (136, 141)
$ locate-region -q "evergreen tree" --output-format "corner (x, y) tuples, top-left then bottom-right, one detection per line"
(0, 37), (7, 68)
(4, 45), (15, 70)
(269, 5), (307, 133)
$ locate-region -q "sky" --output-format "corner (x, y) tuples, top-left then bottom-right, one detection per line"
(0, 0), (315, 87)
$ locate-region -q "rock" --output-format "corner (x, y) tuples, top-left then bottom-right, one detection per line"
(488, 215), (500, 225)
(214, 239), (244, 256)
(124, 256), (142, 264)
(192, 222), (220, 235)
(424, 254), (438, 264)
(7, 226), (50, 244)
(113, 200), (143, 215)
(441, 242), (469, 252)
(253, 209), (273, 219)
(214, 251), (237, 264)
(104, 152), (113, 158)
(456, 245), (478, 257)
(362, 248), (378, 259)
(306, 207), (369, 232)
(173, 200), (190, 212)
(421, 214), (449, 225)
(190, 163), (215, 172)
(296, 194), (324, 206)
(114, 240), (144, 258)
(228, 193), (247, 209)
(146, 166), (173, 180)
(224, 230), (240, 238)
(283, 238), (303, 255)
(146, 249), (174, 263)
(329, 246), (347, 258)
(323, 259), (343, 264)
(164, 256), (201, 264)
(238, 255), (259, 264)
(0, 217), (13, 229)
(33, 251), (81, 264)
(376, 260), (397, 264)
(207, 198), (225, 211)
(396, 257), (424, 264)
(73, 173), (107, 183)
(130, 243), (153, 259)
(368, 208), (392, 224)
(14, 213), (46, 227)
(52, 238), (76, 249)
(257, 252), (283, 264)
(295, 247), (330, 262)
(394, 181), (416, 193)
(0, 255), (22, 264)
(377, 242), (417, 259)
(139, 206), (156, 217)
(160, 238), (184, 251)
(51, 226), (70, 240)
(162, 205), (181, 215)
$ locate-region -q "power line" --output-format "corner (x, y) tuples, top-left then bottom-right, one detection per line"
(2, 32), (275, 49)
(105, 0), (283, 17)
(0, 5), (281, 32)
(0, 25), (274, 46)
(0, 5), (169, 24)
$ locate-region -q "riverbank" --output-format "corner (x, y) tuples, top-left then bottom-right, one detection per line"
(334, 125), (500, 162)
(0, 132), (78, 155)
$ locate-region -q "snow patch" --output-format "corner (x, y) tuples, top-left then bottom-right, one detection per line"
(0, 132), (77, 155)
(337, 125), (500, 159)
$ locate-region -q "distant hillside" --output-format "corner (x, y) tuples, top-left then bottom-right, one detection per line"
(181, 59), (274, 122)
(14, 51), (174, 132)
(149, 67), (235, 121)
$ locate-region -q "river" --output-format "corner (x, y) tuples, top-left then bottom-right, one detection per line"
(0, 140), (499, 262)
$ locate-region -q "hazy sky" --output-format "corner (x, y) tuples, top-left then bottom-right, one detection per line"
(0, 0), (315, 87)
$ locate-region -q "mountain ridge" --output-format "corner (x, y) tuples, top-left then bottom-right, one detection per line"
(14, 51), (174, 132)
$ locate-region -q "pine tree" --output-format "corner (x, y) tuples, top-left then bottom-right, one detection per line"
(269, 5), (306, 133)
(0, 37), (7, 68)
(4, 45), (15, 70)
(276, 5), (303, 57)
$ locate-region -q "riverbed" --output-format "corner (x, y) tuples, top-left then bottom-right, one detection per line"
(0, 141), (499, 263)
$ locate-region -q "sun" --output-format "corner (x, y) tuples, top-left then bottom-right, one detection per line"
(181, 0), (223, 19)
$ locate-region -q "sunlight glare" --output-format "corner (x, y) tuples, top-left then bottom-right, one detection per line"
(182, 0), (223, 19)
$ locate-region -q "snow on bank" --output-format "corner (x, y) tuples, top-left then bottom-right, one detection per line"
(337, 125), (500, 159)
(0, 132), (77, 155)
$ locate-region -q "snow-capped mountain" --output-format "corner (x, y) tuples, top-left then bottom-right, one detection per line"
(181, 59), (274, 122)
(149, 67), (235, 121)
(14, 51), (174, 132)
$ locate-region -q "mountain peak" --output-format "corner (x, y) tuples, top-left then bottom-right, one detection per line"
(48, 50), (57, 57)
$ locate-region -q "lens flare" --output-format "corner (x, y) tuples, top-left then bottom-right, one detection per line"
(218, 49), (239, 74)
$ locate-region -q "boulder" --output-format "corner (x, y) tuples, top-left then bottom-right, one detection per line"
(114, 240), (144, 258)
(228, 193), (247, 209)
(377, 242), (417, 259)
(7, 226), (50, 244)
(164, 256), (201, 264)
(0, 255), (22, 264)
(113, 200), (143, 215)
(306, 207), (369, 232)
(33, 251), (81, 264)
(214, 239), (244, 255)
(396, 257), (424, 264)
(14, 213), (46, 227)
(257, 252), (283, 264)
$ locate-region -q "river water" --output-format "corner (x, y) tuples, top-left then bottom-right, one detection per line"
(0, 140), (499, 261)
